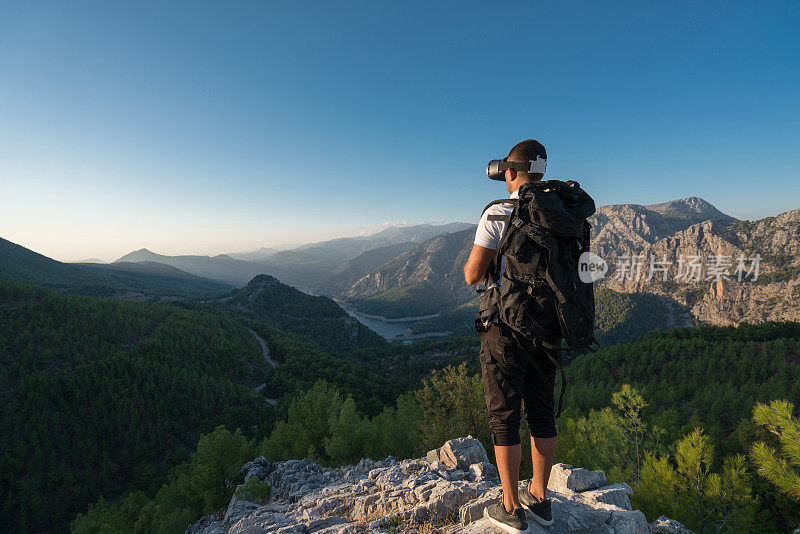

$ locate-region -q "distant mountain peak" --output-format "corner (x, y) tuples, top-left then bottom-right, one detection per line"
(114, 248), (164, 263)
(645, 197), (734, 222)
(244, 274), (280, 290)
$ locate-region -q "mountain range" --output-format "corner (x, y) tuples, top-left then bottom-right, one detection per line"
(0, 237), (233, 298)
(4, 197), (797, 332)
(333, 197), (743, 316)
(110, 222), (472, 289)
(334, 197), (800, 329)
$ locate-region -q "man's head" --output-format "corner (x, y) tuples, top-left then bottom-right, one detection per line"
(504, 139), (547, 194)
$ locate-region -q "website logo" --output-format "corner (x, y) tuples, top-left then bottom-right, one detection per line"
(578, 251), (608, 283)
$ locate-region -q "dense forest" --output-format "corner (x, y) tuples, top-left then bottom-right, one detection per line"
(559, 322), (800, 531)
(0, 281), (274, 532)
(73, 320), (800, 533)
(0, 278), (482, 531)
(564, 322), (800, 446)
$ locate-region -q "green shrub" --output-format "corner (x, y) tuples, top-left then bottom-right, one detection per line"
(234, 477), (271, 505)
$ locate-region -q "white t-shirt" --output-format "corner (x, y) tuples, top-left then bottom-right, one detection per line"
(473, 189), (519, 288)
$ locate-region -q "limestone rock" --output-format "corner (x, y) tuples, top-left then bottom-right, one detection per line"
(223, 494), (262, 525)
(185, 514), (226, 534)
(548, 463), (607, 492)
(579, 482), (633, 511)
(466, 461), (500, 484)
(239, 456), (270, 482)
(608, 509), (649, 534)
(426, 435), (491, 471)
(407, 480), (478, 523)
(458, 486), (501, 525)
(185, 436), (684, 534)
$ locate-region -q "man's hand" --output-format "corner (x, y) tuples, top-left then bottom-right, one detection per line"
(463, 244), (497, 286)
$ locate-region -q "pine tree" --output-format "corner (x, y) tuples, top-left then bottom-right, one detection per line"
(634, 428), (756, 532)
(324, 395), (369, 465)
(750, 400), (800, 500)
(414, 363), (489, 451)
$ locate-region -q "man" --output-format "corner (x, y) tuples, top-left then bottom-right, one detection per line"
(463, 139), (559, 533)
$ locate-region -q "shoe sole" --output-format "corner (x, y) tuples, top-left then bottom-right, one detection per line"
(528, 511), (554, 527)
(483, 508), (530, 534)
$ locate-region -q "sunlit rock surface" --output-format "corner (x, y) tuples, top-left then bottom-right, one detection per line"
(187, 436), (692, 534)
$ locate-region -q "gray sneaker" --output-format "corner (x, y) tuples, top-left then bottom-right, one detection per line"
(484, 502), (529, 534)
(519, 487), (553, 527)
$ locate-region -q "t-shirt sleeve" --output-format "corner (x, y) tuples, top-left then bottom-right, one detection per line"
(474, 208), (506, 250)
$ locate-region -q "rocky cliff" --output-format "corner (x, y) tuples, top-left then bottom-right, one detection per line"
(598, 208), (800, 325)
(187, 437), (691, 534)
(589, 197), (734, 256)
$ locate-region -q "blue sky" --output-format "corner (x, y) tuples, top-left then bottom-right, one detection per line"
(1, 1), (798, 261)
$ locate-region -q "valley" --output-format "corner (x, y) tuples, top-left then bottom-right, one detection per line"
(2, 196), (799, 533)
(55, 196), (798, 339)
(4, 195), (798, 346)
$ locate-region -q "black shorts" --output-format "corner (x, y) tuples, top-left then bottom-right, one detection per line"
(479, 323), (558, 445)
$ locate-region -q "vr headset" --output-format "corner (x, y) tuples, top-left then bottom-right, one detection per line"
(486, 156), (547, 181)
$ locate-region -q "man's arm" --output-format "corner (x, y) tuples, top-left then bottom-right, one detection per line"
(463, 244), (497, 286)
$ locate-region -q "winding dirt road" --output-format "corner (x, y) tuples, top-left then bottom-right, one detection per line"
(249, 329), (279, 367)
(249, 329), (278, 405)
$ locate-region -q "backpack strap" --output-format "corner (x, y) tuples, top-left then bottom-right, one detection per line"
(530, 336), (568, 418)
(481, 198), (518, 215)
(477, 199), (518, 290)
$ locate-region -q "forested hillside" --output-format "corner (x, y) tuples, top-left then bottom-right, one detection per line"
(212, 275), (385, 355)
(0, 281), (274, 532)
(0, 278), (481, 532)
(76, 321), (800, 533)
(564, 322), (800, 446)
(0, 237), (233, 299)
(558, 322), (800, 531)
(341, 228), (475, 317)
(323, 241), (417, 293)
(74, 261), (233, 298)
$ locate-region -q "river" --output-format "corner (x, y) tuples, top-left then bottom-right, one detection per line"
(293, 285), (446, 341)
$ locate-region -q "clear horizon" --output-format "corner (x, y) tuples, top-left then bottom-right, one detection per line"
(9, 193), (791, 264)
(2, 1), (798, 262)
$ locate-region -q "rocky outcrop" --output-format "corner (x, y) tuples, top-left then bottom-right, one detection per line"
(187, 436), (691, 534)
(589, 197), (734, 259)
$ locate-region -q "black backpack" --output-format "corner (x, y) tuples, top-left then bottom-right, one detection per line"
(475, 179), (598, 414)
